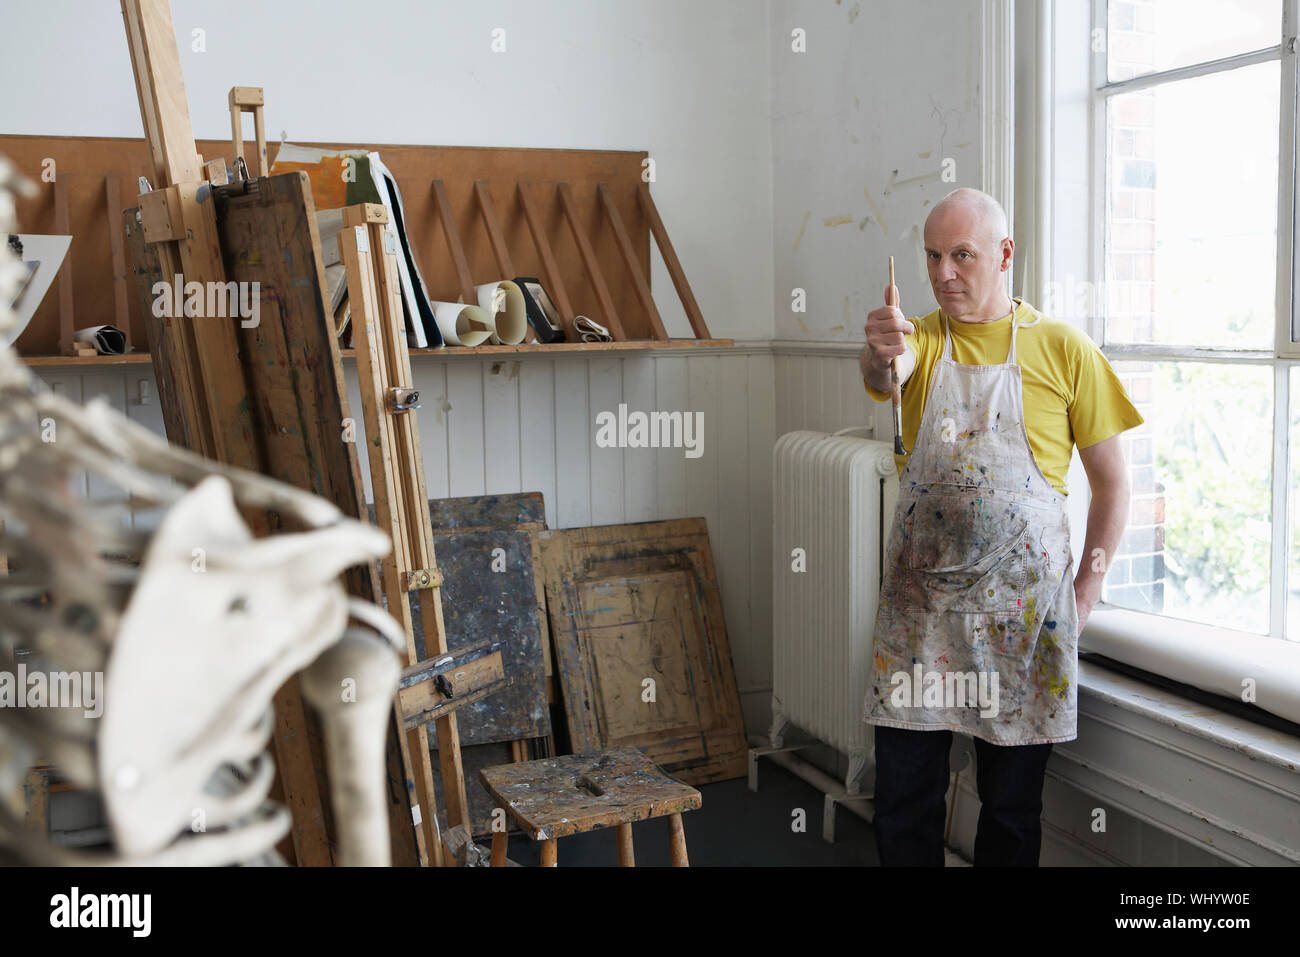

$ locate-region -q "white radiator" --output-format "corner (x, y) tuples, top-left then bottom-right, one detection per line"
(771, 429), (899, 795)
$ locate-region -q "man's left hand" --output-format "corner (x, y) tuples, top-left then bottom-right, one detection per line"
(1074, 575), (1102, 633)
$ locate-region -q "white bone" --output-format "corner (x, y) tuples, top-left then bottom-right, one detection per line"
(0, 156), (405, 867)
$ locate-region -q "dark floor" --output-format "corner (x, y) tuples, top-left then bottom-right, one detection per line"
(503, 758), (880, 867)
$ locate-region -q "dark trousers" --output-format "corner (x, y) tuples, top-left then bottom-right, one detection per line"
(871, 725), (1053, 866)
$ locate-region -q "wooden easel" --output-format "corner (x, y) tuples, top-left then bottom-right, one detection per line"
(119, 0), (465, 866)
(339, 203), (514, 863)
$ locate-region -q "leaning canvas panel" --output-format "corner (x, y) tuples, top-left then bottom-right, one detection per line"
(271, 143), (438, 348)
(537, 518), (748, 786)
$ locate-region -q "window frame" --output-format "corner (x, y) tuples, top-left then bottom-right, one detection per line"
(1088, 0), (1299, 640)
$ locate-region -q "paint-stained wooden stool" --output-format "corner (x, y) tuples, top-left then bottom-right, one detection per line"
(479, 748), (701, 866)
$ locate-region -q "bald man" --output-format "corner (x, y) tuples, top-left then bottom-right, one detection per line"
(859, 187), (1142, 866)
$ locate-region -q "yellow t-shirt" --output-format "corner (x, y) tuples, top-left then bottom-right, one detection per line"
(864, 298), (1144, 495)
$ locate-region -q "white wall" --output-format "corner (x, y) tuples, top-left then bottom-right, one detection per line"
(770, 0), (984, 344)
(6, 0), (1253, 867)
(0, 0), (773, 343)
(3, 0), (779, 729)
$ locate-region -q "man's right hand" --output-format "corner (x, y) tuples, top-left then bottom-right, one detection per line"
(859, 285), (916, 391)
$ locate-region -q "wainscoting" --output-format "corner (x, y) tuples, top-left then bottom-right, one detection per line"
(30, 343), (779, 729)
(37, 339), (1291, 866)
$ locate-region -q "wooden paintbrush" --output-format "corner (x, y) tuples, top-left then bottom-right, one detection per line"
(887, 256), (906, 456)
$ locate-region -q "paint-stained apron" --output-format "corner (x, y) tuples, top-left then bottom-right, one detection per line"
(863, 308), (1079, 745)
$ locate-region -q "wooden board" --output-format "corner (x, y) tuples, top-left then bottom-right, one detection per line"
(415, 493), (554, 837)
(537, 519), (747, 785)
(123, 175), (420, 867)
(478, 748), (701, 840)
(1, 135), (658, 355)
(420, 492), (553, 683)
(426, 491), (546, 531)
(412, 528), (550, 745)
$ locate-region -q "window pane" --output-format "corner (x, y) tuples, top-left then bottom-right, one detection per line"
(1104, 61), (1278, 349)
(1107, 0), (1282, 83)
(1106, 361), (1271, 635)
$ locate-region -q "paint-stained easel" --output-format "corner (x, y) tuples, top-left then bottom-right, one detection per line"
(118, 0), (444, 865)
(338, 203), (510, 864)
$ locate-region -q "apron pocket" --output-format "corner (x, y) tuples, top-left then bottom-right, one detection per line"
(903, 521), (1032, 614)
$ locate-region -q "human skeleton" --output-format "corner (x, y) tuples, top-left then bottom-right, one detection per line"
(0, 157), (403, 866)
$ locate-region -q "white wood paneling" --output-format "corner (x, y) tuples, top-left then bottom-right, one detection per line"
(415, 362), (451, 501)
(29, 347), (777, 736)
(445, 362), (485, 497)
(587, 357), (623, 527)
(622, 356), (657, 524)
(553, 360), (590, 530)
(654, 356), (689, 519)
(746, 351), (776, 690)
(518, 359), (558, 529)
(482, 360), (522, 495)
(716, 354), (752, 693)
(686, 354), (721, 547)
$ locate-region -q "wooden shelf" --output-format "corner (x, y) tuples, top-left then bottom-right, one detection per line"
(19, 353), (152, 367)
(19, 339), (734, 368)
(344, 338), (734, 358)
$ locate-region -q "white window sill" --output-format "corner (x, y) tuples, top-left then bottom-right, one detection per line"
(1079, 604), (1300, 733)
(1059, 627), (1300, 864)
(1077, 655), (1300, 775)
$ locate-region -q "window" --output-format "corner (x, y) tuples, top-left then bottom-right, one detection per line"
(1093, 0), (1298, 638)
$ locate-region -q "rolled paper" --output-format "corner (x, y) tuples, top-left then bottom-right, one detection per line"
(475, 280), (528, 345)
(431, 301), (495, 347)
(574, 315), (613, 343)
(74, 324), (128, 355)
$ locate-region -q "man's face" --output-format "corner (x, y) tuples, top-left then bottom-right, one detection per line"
(923, 203), (1011, 321)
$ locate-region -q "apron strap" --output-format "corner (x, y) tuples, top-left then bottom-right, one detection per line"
(1006, 297), (1022, 365)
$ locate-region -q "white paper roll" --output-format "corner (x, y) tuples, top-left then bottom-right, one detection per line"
(431, 301), (495, 347)
(475, 280), (527, 345)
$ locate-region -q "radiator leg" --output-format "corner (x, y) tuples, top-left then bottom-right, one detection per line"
(822, 793), (837, 844)
(768, 698), (790, 749)
(846, 748), (869, 797)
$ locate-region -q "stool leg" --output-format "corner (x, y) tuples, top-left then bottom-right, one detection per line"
(540, 838), (557, 867)
(23, 768), (48, 835)
(617, 822), (635, 866)
(668, 813), (688, 867)
(490, 829), (508, 867)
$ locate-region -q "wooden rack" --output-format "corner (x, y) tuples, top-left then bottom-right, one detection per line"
(1, 135), (729, 359)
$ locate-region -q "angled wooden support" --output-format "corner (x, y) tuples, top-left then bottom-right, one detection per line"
(339, 200), (483, 865)
(228, 86), (267, 178)
(105, 176), (132, 349)
(597, 184), (668, 341)
(474, 180), (539, 342)
(430, 180), (478, 306)
(556, 182), (626, 340)
(517, 181), (580, 342)
(473, 180), (515, 278)
(638, 183), (712, 340)
(53, 177), (75, 355)
(122, 0), (200, 190)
